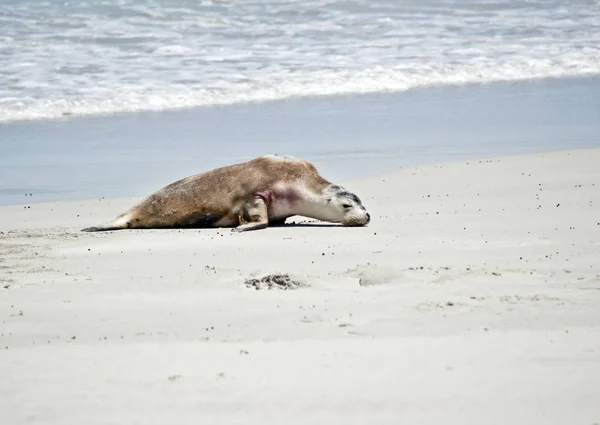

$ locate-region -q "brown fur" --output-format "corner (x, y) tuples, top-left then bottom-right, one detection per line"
(81, 155), (333, 232)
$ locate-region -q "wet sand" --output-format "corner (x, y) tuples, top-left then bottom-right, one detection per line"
(2, 76), (600, 206)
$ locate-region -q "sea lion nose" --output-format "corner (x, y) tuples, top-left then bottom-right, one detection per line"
(366, 212), (371, 222)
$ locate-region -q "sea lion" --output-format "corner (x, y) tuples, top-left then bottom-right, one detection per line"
(81, 155), (370, 232)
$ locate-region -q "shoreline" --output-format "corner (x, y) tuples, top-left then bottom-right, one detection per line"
(2, 76), (600, 206)
(2, 74), (598, 126)
(0, 144), (596, 211)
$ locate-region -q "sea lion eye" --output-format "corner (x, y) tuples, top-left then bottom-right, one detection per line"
(342, 203), (352, 209)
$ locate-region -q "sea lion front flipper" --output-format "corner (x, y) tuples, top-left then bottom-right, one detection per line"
(232, 197), (269, 232)
(233, 222), (268, 232)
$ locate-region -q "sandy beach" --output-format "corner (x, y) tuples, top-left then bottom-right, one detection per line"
(2, 0), (600, 422)
(1, 147), (599, 424)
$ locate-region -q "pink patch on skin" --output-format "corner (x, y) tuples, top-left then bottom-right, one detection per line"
(256, 187), (300, 213)
(272, 187), (301, 204)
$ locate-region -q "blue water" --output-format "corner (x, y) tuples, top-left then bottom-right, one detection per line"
(1, 1), (600, 206)
(1, 77), (599, 205)
(1, 0), (599, 122)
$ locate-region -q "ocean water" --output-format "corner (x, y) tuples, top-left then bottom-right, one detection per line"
(2, 76), (600, 205)
(1, 0), (599, 123)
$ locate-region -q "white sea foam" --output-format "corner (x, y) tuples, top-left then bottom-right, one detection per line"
(1, 0), (599, 123)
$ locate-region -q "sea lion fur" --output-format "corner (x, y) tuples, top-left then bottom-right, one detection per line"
(81, 155), (370, 232)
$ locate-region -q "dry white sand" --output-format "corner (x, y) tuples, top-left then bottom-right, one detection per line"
(1, 148), (600, 424)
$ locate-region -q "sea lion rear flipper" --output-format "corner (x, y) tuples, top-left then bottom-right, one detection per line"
(81, 226), (102, 232)
(81, 216), (131, 232)
(81, 225), (121, 232)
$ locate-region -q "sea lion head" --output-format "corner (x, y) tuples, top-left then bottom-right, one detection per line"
(323, 185), (371, 226)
